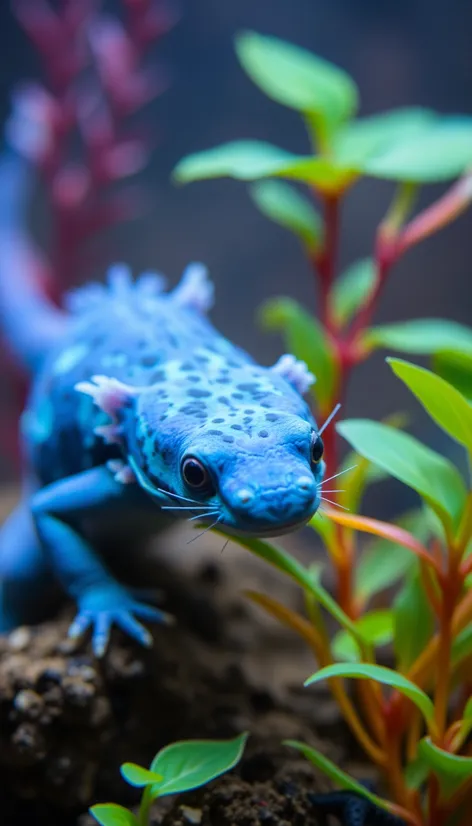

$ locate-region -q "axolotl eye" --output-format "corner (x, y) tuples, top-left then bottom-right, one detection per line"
(311, 433), (324, 466)
(181, 456), (215, 494)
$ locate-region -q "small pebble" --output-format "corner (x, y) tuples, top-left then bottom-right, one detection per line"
(8, 627), (31, 651)
(181, 806), (203, 824)
(14, 689), (44, 718)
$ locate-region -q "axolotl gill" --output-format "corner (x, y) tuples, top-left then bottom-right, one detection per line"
(0, 150), (330, 657)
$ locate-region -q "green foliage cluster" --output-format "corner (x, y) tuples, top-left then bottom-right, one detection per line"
(90, 734), (248, 826)
(174, 31), (472, 826)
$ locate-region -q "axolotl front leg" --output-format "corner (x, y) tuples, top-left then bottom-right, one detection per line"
(31, 465), (171, 656)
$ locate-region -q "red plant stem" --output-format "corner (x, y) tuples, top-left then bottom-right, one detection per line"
(347, 232), (398, 345)
(315, 194), (340, 333)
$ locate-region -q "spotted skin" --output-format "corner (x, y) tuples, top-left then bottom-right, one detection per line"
(0, 153), (325, 655)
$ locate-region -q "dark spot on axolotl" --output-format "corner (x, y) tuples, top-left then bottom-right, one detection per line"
(150, 369), (166, 382)
(179, 362), (195, 371)
(212, 418), (225, 423)
(237, 383), (260, 393)
(207, 430), (223, 436)
(258, 430), (269, 438)
(140, 355), (157, 367)
(265, 413), (279, 422)
(231, 424), (243, 431)
(231, 392), (244, 400)
(222, 435), (235, 443)
(187, 388), (212, 399)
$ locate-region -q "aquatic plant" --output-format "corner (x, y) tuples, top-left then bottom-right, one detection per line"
(175, 32), (472, 826)
(1, 0), (175, 467)
(90, 733), (248, 826)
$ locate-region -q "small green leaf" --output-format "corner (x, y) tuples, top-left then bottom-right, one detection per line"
(393, 566), (435, 671)
(120, 764), (163, 788)
(334, 108), (437, 167)
(328, 258), (376, 327)
(249, 180), (323, 252)
(304, 663), (435, 724)
(418, 737), (472, 798)
(337, 419), (467, 534)
(235, 31), (358, 128)
(260, 297), (338, 410)
(433, 350), (472, 404)
(363, 318), (472, 356)
(332, 611), (394, 663)
(364, 117), (472, 182)
(173, 140), (298, 184)
(173, 140), (358, 195)
(89, 805), (139, 826)
(144, 734), (248, 797)
(388, 359), (472, 454)
(284, 740), (389, 810)
(355, 510), (428, 603)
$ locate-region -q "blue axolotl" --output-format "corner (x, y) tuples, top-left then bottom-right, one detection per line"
(0, 148), (329, 658)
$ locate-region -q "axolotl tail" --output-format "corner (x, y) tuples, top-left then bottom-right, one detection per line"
(0, 149), (67, 374)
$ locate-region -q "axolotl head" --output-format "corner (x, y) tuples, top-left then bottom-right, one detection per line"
(83, 353), (328, 538)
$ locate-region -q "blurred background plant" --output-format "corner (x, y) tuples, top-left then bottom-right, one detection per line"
(174, 31), (472, 826)
(1, 0), (177, 469)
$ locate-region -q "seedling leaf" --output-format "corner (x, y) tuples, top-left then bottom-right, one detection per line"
(147, 733), (248, 797)
(89, 805), (139, 826)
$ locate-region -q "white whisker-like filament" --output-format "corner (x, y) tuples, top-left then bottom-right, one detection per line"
(161, 505), (211, 511)
(321, 496), (350, 511)
(187, 516), (222, 545)
(318, 402), (341, 436)
(220, 538), (230, 554)
(319, 465), (357, 486)
(156, 487), (202, 505)
(188, 511), (220, 522)
(318, 488), (345, 494)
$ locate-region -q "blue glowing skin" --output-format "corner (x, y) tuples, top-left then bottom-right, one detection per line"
(0, 154), (326, 656)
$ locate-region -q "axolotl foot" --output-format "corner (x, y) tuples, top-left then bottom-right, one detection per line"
(69, 584), (173, 657)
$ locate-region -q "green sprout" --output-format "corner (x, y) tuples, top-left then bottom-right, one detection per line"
(90, 733), (248, 826)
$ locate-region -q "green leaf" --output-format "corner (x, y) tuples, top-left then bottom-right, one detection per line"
(337, 419), (467, 534)
(260, 297), (338, 410)
(249, 180), (323, 252)
(334, 108), (437, 167)
(355, 510), (429, 603)
(235, 31), (358, 128)
(173, 140), (358, 194)
(89, 805), (139, 826)
(328, 258), (376, 327)
(173, 140), (299, 183)
(418, 737), (472, 798)
(388, 359), (472, 454)
(364, 117), (472, 182)
(433, 350), (472, 404)
(145, 734), (248, 797)
(120, 764), (163, 788)
(393, 566), (435, 671)
(284, 740), (389, 810)
(363, 318), (472, 356)
(332, 610), (394, 663)
(304, 663), (435, 724)
(225, 532), (363, 641)
(308, 509), (336, 547)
